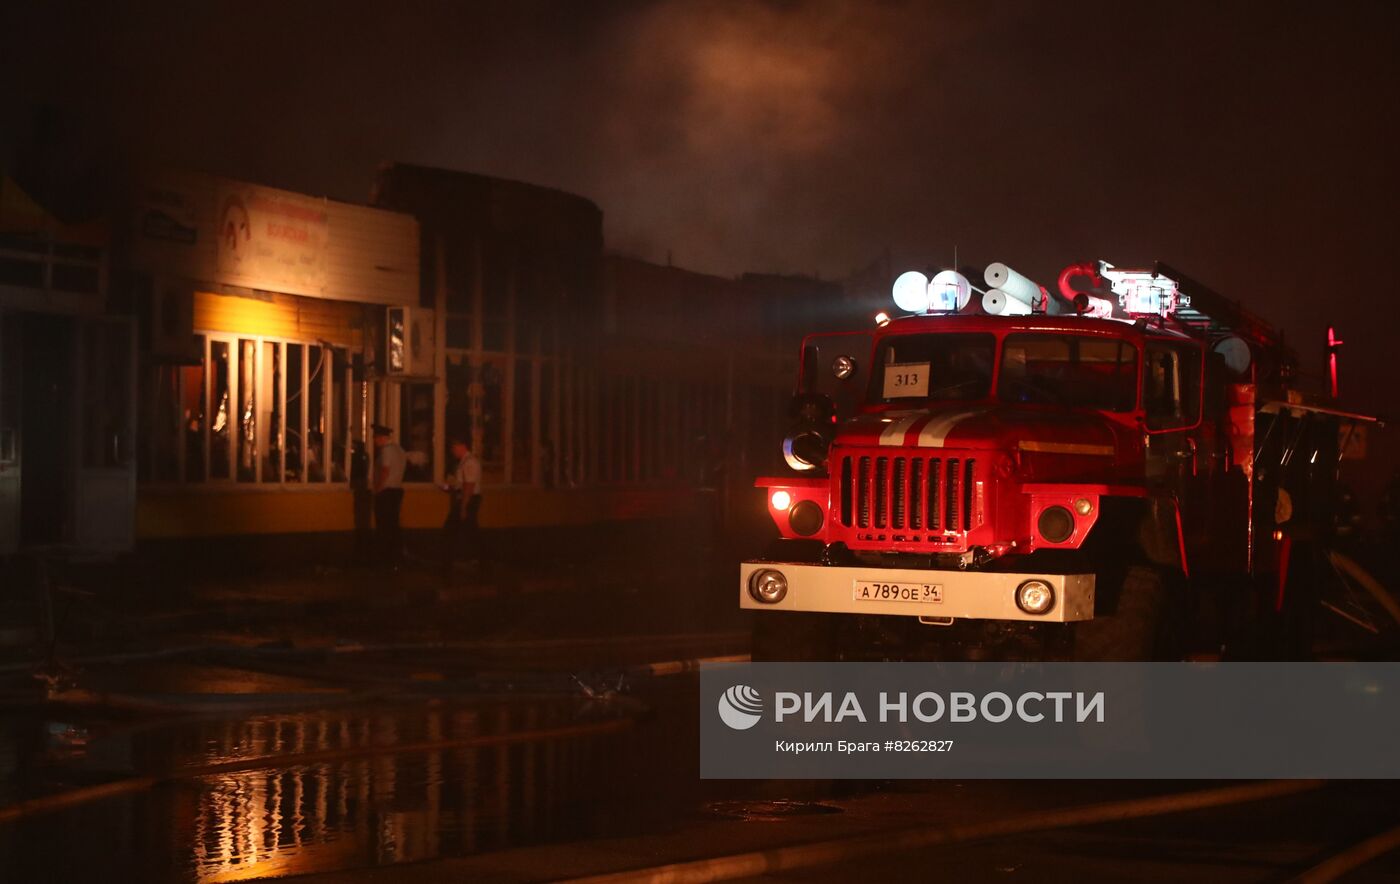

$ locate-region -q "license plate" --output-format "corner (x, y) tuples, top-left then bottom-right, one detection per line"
(853, 581), (942, 603)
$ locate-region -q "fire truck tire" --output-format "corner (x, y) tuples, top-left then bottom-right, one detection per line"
(1072, 565), (1173, 661)
(751, 612), (838, 662)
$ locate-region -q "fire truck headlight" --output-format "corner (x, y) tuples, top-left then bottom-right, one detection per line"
(1016, 579), (1055, 615)
(832, 355), (856, 379)
(789, 500), (824, 536)
(749, 569), (789, 604)
(1037, 505), (1075, 543)
(770, 490), (792, 511)
(1073, 497), (1094, 517)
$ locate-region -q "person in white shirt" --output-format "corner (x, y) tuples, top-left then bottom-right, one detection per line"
(371, 423), (407, 567)
(441, 435), (483, 578)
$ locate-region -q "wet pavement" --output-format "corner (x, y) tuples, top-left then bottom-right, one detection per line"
(7, 680), (610, 881)
(6, 648), (1400, 883)
(2, 534), (1400, 882)
(0, 527), (749, 881)
(0, 648), (708, 882)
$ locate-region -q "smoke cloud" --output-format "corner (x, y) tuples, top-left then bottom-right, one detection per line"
(3, 1), (1399, 447)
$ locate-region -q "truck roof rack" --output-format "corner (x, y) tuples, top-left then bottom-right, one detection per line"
(1154, 261), (1294, 363)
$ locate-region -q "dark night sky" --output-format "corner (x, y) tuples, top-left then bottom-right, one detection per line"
(4, 1), (1399, 473)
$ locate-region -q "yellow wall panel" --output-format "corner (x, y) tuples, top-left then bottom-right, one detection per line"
(194, 290), (366, 347)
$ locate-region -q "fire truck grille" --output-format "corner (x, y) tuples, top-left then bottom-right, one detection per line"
(839, 454), (976, 535)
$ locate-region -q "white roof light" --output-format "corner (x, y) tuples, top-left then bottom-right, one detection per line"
(928, 270), (972, 312)
(891, 270), (930, 313)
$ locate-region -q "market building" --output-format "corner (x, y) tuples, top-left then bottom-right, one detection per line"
(4, 159), (856, 556)
(371, 163), (847, 533)
(129, 168), (423, 539)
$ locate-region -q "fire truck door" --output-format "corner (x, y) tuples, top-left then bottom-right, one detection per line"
(1143, 342), (1209, 555)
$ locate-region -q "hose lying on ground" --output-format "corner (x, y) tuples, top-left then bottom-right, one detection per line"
(1327, 550), (1400, 630)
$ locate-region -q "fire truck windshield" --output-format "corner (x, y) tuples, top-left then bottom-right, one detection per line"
(998, 333), (1139, 411)
(870, 333), (995, 404)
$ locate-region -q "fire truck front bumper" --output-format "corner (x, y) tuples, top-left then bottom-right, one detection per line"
(740, 561), (1096, 623)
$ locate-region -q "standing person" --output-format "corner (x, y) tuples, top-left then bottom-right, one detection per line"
(371, 423), (406, 568)
(349, 440), (372, 565)
(441, 435), (482, 579)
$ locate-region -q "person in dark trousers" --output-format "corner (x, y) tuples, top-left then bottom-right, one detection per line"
(350, 440), (372, 565)
(441, 435), (482, 579)
(371, 423), (406, 568)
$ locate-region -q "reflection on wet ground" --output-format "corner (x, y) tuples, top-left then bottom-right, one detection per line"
(0, 682), (700, 882)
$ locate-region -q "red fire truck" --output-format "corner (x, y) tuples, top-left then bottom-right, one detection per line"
(742, 260), (1383, 661)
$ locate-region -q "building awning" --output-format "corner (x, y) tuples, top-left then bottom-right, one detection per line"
(0, 173), (107, 245)
(0, 174), (54, 234)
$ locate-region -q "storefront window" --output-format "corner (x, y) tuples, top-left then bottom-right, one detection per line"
(483, 251), (510, 352)
(284, 343), (304, 482)
(479, 357), (505, 483)
(606, 375), (622, 483)
(330, 347), (349, 482)
(446, 317), (471, 350)
(237, 339), (257, 482)
(639, 377), (655, 482)
(444, 354), (473, 466)
(399, 381), (434, 483)
(262, 341), (281, 483)
(512, 359), (533, 484)
(140, 334), (361, 486)
(182, 356), (206, 482)
(540, 363), (555, 488)
(307, 346), (327, 482)
(210, 340), (231, 480)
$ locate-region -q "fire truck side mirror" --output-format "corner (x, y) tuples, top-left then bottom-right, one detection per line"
(785, 430), (830, 471)
(788, 392), (836, 427)
(784, 392), (836, 472)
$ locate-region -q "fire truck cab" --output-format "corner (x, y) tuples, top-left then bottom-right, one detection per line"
(742, 260), (1327, 661)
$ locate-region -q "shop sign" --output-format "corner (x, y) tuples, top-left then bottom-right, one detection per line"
(216, 184), (328, 291)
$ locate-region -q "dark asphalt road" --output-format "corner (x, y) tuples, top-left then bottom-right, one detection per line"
(3, 640), (1399, 883)
(1, 544), (1398, 882)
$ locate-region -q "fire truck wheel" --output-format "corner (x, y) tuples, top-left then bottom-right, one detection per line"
(751, 612), (838, 662)
(1072, 565), (1174, 661)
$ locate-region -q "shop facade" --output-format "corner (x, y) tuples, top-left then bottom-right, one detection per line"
(131, 169), (425, 538)
(5, 160), (857, 552)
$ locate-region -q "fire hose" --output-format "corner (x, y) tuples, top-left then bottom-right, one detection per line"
(1326, 549), (1400, 630)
